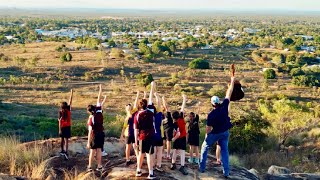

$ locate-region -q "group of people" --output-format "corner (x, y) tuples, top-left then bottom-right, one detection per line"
(58, 64), (238, 179)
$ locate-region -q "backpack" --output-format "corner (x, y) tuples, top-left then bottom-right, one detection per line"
(92, 106), (104, 133)
(230, 80), (244, 101)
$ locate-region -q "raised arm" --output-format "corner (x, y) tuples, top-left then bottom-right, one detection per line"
(225, 64), (235, 100)
(154, 92), (161, 109)
(133, 91), (140, 109)
(148, 81), (155, 105)
(97, 84), (102, 105)
(162, 96), (170, 112)
(180, 94), (187, 112)
(68, 89), (73, 108)
(101, 95), (107, 107)
(143, 91), (147, 99)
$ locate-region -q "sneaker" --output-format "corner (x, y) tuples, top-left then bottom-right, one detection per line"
(147, 173), (156, 179)
(193, 158), (199, 164)
(86, 167), (93, 172)
(96, 166), (104, 171)
(102, 151), (108, 157)
(126, 160), (134, 166)
(135, 171), (142, 177)
(179, 166), (188, 175)
(170, 163), (176, 170)
(188, 158), (193, 163)
(199, 169), (205, 173)
(155, 166), (164, 172)
(63, 153), (69, 160)
(59, 151), (65, 156)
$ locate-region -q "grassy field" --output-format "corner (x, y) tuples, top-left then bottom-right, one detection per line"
(0, 42), (319, 134)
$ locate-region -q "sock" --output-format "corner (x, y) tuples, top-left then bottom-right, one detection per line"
(149, 169), (153, 175)
(180, 150), (186, 166)
(137, 168), (141, 172)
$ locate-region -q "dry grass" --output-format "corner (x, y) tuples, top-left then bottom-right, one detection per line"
(0, 136), (50, 177)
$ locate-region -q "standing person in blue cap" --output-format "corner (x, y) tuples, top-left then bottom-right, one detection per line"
(199, 64), (235, 178)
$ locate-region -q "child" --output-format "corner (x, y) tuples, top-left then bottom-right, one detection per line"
(187, 111), (200, 164)
(120, 91), (140, 166)
(170, 94), (188, 175)
(162, 96), (173, 160)
(58, 89), (73, 160)
(86, 84), (107, 172)
(153, 92), (164, 172)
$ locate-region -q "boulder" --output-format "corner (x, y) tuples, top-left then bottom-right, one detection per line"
(267, 165), (291, 175)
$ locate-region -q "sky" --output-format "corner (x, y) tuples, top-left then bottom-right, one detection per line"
(0, 0), (319, 11)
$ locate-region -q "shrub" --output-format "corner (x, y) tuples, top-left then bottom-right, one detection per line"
(207, 85), (226, 97)
(292, 75), (319, 87)
(290, 68), (304, 76)
(135, 73), (154, 87)
(60, 52), (72, 62)
(263, 69), (276, 79)
(188, 58), (210, 69)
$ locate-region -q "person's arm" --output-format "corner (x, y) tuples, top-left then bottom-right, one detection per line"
(68, 89), (73, 109)
(172, 128), (180, 142)
(133, 113), (139, 148)
(225, 64), (235, 100)
(133, 91), (140, 109)
(180, 94), (187, 112)
(205, 125), (212, 134)
(154, 92), (161, 109)
(143, 91), (147, 99)
(162, 96), (170, 112)
(148, 81), (155, 105)
(87, 126), (93, 149)
(58, 111), (62, 134)
(120, 116), (129, 141)
(101, 95), (107, 107)
(97, 84), (102, 105)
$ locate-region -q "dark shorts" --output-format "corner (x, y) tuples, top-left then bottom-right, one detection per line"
(154, 138), (164, 147)
(164, 128), (173, 141)
(139, 138), (154, 154)
(188, 134), (199, 146)
(90, 132), (105, 149)
(126, 136), (135, 145)
(60, 126), (71, 138)
(173, 137), (187, 150)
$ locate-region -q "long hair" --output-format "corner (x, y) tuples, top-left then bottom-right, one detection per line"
(87, 105), (96, 115)
(138, 99), (148, 110)
(60, 102), (68, 120)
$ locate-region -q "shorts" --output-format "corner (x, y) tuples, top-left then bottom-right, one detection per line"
(139, 138), (154, 154)
(90, 132), (105, 149)
(126, 136), (135, 145)
(173, 137), (187, 150)
(164, 128), (173, 141)
(60, 126), (71, 138)
(154, 138), (164, 147)
(188, 134), (199, 146)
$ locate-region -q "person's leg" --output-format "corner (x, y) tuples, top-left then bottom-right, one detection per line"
(65, 138), (69, 153)
(180, 150), (186, 166)
(138, 152), (145, 170)
(199, 133), (217, 172)
(171, 149), (177, 164)
(126, 144), (131, 161)
(60, 137), (64, 152)
(146, 153), (154, 176)
(195, 146), (199, 163)
(156, 146), (163, 167)
(167, 140), (171, 158)
(96, 148), (102, 167)
(189, 145), (194, 163)
(218, 131), (230, 177)
(216, 144), (221, 164)
(88, 149), (95, 168)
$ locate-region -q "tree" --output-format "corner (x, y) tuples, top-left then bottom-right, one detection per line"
(281, 38), (294, 46)
(259, 99), (316, 146)
(135, 73), (154, 87)
(188, 58), (210, 69)
(263, 69), (276, 79)
(108, 39), (116, 47)
(152, 40), (163, 58)
(290, 68), (304, 76)
(285, 54), (296, 64)
(60, 52), (72, 62)
(109, 48), (124, 59)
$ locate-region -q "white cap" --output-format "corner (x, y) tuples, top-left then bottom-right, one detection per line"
(211, 96), (220, 105)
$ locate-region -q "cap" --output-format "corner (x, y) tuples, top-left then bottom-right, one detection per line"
(211, 96), (220, 105)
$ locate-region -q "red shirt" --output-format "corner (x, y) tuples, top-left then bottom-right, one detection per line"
(173, 118), (187, 138)
(59, 108), (71, 127)
(134, 108), (155, 140)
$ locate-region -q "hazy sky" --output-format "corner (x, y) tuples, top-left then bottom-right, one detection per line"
(1, 0), (319, 11)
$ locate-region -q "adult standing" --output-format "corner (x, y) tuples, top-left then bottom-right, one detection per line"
(199, 64), (235, 178)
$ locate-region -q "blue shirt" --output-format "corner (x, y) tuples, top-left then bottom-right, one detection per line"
(154, 112), (163, 140)
(207, 99), (232, 134)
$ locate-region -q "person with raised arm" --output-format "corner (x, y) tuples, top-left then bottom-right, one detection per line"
(120, 91), (140, 166)
(162, 96), (173, 160)
(153, 92), (164, 172)
(187, 102), (201, 164)
(199, 64), (236, 178)
(170, 94), (188, 175)
(134, 81), (156, 179)
(86, 84), (106, 172)
(58, 89), (73, 160)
